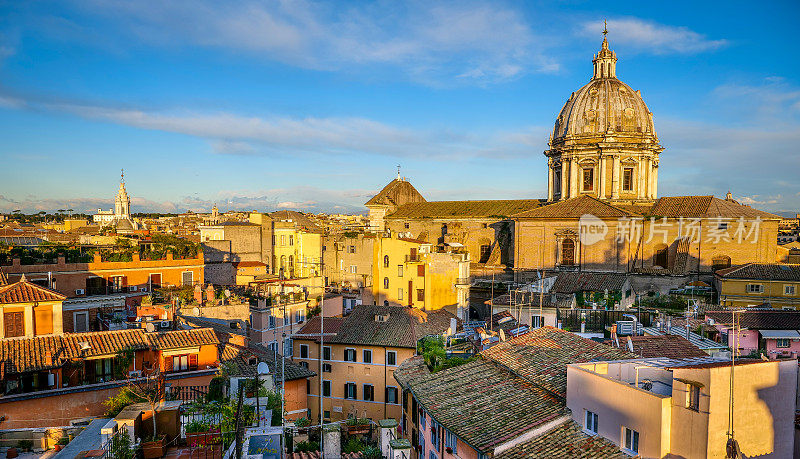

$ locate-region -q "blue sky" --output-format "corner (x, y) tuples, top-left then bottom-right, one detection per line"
(1, 0), (798, 214)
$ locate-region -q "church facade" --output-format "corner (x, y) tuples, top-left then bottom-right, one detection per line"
(365, 32), (780, 275)
(93, 170), (138, 234)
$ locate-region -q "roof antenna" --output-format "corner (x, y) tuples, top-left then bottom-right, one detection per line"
(397, 164), (401, 180)
(121, 168), (125, 183)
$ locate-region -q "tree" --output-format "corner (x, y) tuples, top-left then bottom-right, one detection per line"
(124, 371), (166, 440)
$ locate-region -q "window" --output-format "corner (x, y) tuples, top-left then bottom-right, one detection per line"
(417, 289), (425, 302)
(622, 167), (634, 191)
(718, 222), (729, 230)
(386, 386), (398, 404)
(785, 285), (796, 295)
(431, 420), (440, 449)
(268, 341), (278, 353)
(419, 431), (425, 457)
(322, 380), (331, 397)
(623, 428), (639, 454)
(746, 284), (764, 293)
(417, 265), (425, 277)
(181, 271), (194, 286)
(322, 363), (332, 372)
(289, 235), (294, 246)
(149, 273), (162, 289)
(383, 255), (390, 268)
(348, 245), (356, 254)
(585, 410), (598, 434)
(284, 338), (293, 356)
(387, 351), (397, 366)
(363, 384), (374, 401)
(404, 222), (410, 229)
(94, 358), (114, 383)
(582, 168), (594, 191)
(397, 265), (403, 277)
(479, 244), (491, 263)
(350, 265), (357, 274)
(268, 315), (276, 329)
(109, 275), (126, 293)
(323, 347), (331, 360)
(398, 288), (403, 300)
(295, 309), (305, 323)
(420, 410), (426, 429)
(344, 348), (357, 362)
(383, 277), (389, 289)
(306, 380), (311, 394)
(561, 238), (575, 266)
(281, 235), (286, 246)
(323, 410), (330, 420)
(172, 355), (189, 371)
(687, 384), (700, 411)
(344, 382), (357, 399)
(300, 361), (309, 369)
(776, 338), (791, 348)
(363, 349), (372, 364)
(73, 311), (89, 333)
(445, 430), (457, 454)
(34, 306), (53, 335)
(283, 314), (291, 326)
(300, 344), (309, 359)
(653, 245), (668, 269)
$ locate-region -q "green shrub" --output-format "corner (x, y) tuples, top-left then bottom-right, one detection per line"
(294, 440), (319, 453)
(342, 437), (366, 454)
(185, 419), (211, 433)
(17, 440), (34, 452)
(57, 437), (70, 445)
(362, 446), (382, 459)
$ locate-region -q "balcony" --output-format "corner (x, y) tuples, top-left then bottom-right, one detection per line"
(455, 278), (471, 286)
(405, 255), (420, 262)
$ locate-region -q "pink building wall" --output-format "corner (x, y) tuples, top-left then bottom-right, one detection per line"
(417, 410), (479, 459)
(765, 338), (800, 356)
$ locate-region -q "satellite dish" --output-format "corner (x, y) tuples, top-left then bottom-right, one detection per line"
(257, 362), (271, 375)
(499, 329), (506, 342)
(145, 322), (157, 333)
(224, 289), (231, 298)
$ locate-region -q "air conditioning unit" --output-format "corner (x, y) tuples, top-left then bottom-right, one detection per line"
(75, 289), (85, 295)
(140, 287), (148, 292)
(129, 286), (138, 292)
(128, 370), (142, 378)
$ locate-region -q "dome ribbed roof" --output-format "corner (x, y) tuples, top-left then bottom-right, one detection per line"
(550, 34), (657, 145)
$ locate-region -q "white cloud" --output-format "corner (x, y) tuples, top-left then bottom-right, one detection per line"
(580, 18), (727, 54)
(2, 90), (548, 160)
(65, 0), (551, 84)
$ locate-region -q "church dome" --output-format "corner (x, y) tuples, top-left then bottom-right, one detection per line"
(550, 33), (657, 145)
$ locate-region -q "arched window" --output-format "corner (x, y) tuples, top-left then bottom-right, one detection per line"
(383, 277), (389, 289)
(561, 239), (575, 266)
(280, 255), (286, 268)
(383, 255), (389, 268)
(653, 245), (668, 269)
(712, 255), (731, 271)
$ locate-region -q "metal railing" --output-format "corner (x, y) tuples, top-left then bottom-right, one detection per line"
(168, 385), (209, 402)
(100, 428), (138, 459)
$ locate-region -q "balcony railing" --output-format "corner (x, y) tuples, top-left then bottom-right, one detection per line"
(405, 255), (420, 262)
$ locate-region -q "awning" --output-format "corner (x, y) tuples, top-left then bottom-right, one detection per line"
(759, 330), (800, 339)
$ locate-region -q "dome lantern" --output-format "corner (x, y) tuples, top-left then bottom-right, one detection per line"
(593, 21), (617, 79)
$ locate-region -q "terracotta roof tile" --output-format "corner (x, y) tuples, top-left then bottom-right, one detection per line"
(648, 196), (780, 219)
(705, 310), (800, 330)
(550, 272), (628, 294)
(481, 327), (635, 397)
(606, 335), (708, 359)
(0, 328), (219, 374)
(365, 179), (426, 207)
(512, 196), (635, 219)
(323, 305), (456, 348)
(715, 263), (800, 281)
(220, 342), (315, 382)
(0, 279), (66, 304)
(495, 420), (625, 459)
(388, 199), (542, 219)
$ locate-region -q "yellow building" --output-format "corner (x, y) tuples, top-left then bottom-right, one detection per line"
(270, 211), (323, 279)
(0, 275), (66, 338)
(715, 263), (800, 310)
(292, 305), (456, 423)
(371, 235), (469, 318)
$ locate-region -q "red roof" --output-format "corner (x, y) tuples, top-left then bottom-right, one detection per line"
(0, 278), (66, 304)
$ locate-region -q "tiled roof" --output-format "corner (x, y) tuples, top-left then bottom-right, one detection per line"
(705, 310), (800, 330)
(394, 356), (564, 454)
(146, 328), (219, 350)
(293, 316), (346, 343)
(495, 420), (626, 459)
(607, 335), (708, 359)
(233, 261), (268, 268)
(550, 272), (628, 294)
(0, 328), (220, 374)
(715, 263), (800, 281)
(365, 179), (426, 207)
(325, 305), (456, 348)
(387, 199), (542, 219)
(269, 210), (323, 233)
(0, 278), (66, 304)
(179, 314), (248, 337)
(512, 195), (635, 219)
(647, 196), (780, 219)
(481, 327), (635, 397)
(220, 343), (315, 382)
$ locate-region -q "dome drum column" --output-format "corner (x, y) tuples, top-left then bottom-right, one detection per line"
(569, 158), (578, 199)
(547, 162), (555, 201)
(598, 153), (606, 199)
(611, 155), (620, 200)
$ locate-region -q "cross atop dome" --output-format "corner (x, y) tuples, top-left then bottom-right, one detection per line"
(593, 20), (617, 79)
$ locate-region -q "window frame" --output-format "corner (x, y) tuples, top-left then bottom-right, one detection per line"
(582, 167), (594, 192)
(323, 346), (332, 360)
(387, 351), (397, 366)
(622, 167), (634, 191)
(623, 427), (639, 455)
(363, 349), (372, 364)
(584, 410), (598, 434)
(785, 285), (796, 296)
(746, 283), (764, 294)
(363, 383), (374, 401)
(300, 344), (309, 359)
(776, 338), (791, 348)
(686, 384), (700, 411)
(322, 380), (331, 397)
(386, 386), (398, 404)
(344, 382), (357, 400)
(344, 348), (357, 362)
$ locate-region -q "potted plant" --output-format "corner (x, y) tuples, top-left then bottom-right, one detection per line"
(345, 418), (370, 434)
(142, 434), (167, 459)
(186, 420), (220, 448)
(295, 417), (311, 434)
(54, 437), (69, 452)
